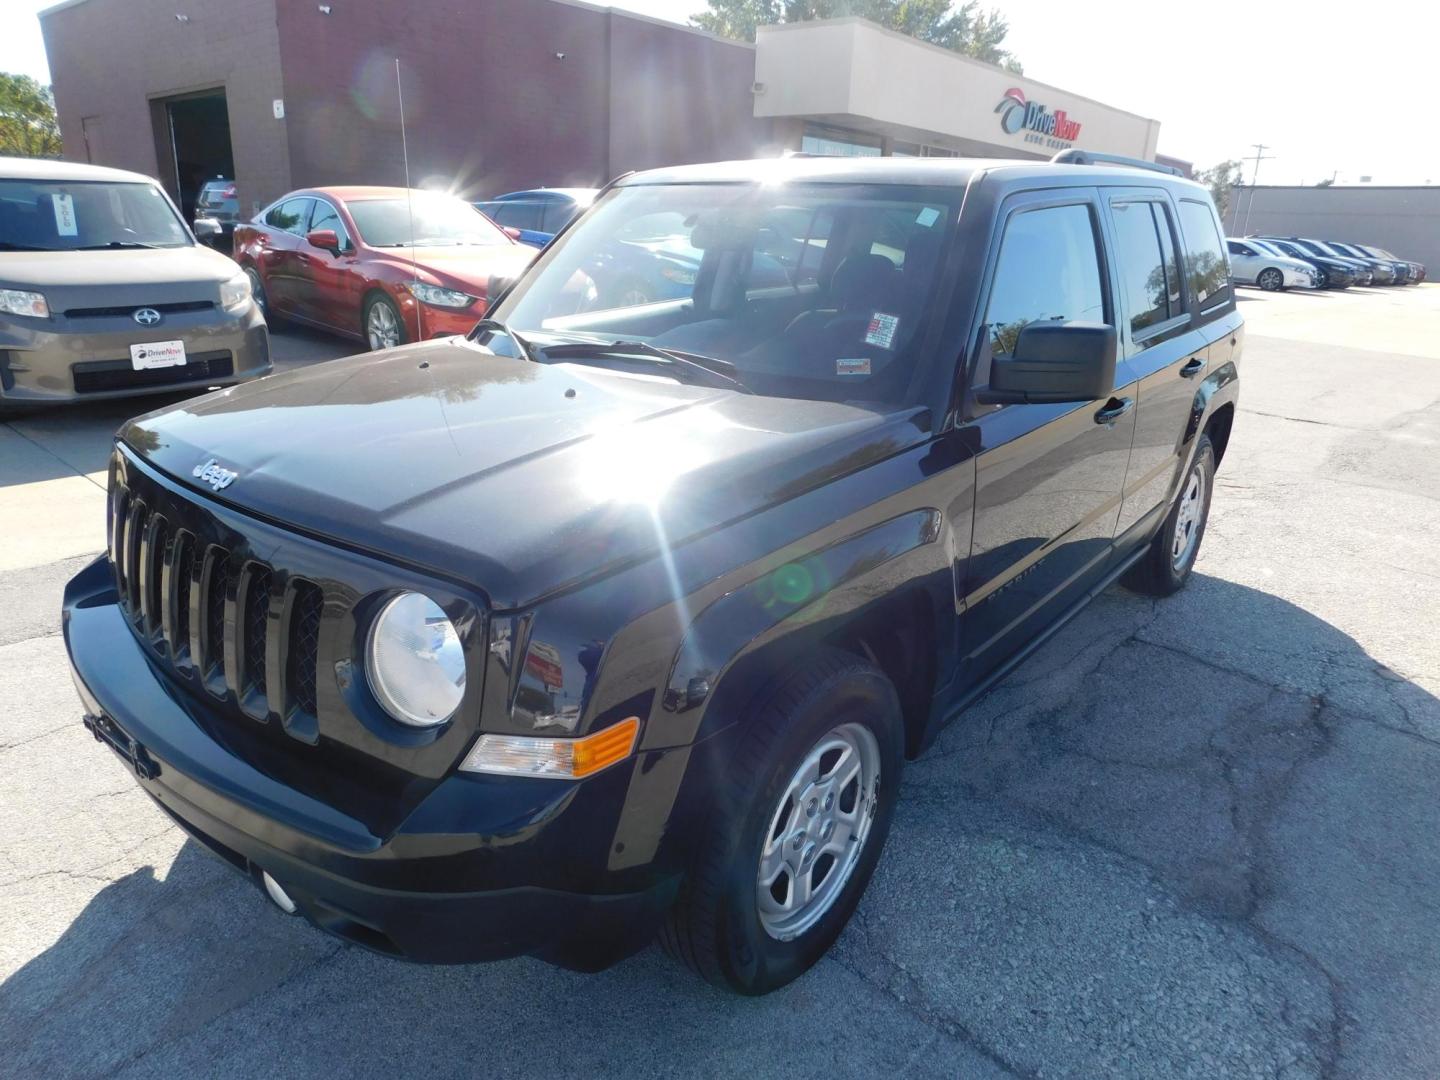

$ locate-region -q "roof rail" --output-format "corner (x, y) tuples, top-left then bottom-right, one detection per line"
(1049, 149), (1183, 177)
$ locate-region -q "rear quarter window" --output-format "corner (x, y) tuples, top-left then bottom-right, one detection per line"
(1176, 198), (1231, 316)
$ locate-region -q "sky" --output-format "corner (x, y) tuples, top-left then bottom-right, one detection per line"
(6, 0), (1437, 185)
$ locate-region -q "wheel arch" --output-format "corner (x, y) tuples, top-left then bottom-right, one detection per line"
(659, 510), (952, 759)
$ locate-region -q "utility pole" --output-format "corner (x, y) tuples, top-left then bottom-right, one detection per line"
(1240, 143), (1275, 235)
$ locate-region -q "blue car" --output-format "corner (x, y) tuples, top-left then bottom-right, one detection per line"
(474, 188), (598, 247)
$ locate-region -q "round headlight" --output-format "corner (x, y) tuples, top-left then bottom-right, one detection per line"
(367, 592), (466, 727)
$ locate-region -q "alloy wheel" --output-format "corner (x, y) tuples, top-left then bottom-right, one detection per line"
(757, 721), (881, 942)
(367, 300), (401, 350)
(1258, 268), (1282, 291)
(1171, 461), (1207, 569)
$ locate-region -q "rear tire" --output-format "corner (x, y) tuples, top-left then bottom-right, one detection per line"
(659, 648), (904, 995)
(1124, 433), (1216, 597)
(1257, 267), (1284, 291)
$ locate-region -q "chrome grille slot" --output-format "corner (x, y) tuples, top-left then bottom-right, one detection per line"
(287, 580), (323, 723)
(166, 531), (194, 668)
(239, 563), (272, 718)
(122, 499), (147, 617)
(140, 514), (169, 641)
(200, 547), (230, 696)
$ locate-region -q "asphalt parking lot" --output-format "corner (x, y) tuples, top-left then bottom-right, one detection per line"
(3, 285), (1439, 1079)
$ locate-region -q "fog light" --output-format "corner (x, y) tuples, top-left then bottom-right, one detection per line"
(261, 871), (298, 914)
(460, 716), (640, 779)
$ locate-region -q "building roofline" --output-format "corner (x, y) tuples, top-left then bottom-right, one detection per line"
(549, 0), (755, 50)
(756, 16), (1160, 125)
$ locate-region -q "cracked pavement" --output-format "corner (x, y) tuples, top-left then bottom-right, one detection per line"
(3, 289), (1440, 1078)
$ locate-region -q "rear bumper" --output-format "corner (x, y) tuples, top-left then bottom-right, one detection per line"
(62, 556), (680, 969)
(0, 303), (270, 405)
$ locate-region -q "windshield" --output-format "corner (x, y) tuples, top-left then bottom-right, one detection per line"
(1249, 239), (1283, 257)
(0, 178), (190, 250)
(1300, 239), (1345, 258)
(347, 194), (509, 247)
(491, 181), (959, 405)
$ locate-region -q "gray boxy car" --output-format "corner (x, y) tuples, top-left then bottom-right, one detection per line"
(0, 157), (269, 409)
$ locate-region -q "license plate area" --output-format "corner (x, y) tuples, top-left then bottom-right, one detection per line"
(131, 340), (186, 370)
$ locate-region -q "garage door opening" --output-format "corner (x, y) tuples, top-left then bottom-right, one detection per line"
(155, 89), (234, 223)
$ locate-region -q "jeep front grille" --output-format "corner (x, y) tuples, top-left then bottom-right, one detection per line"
(110, 489), (322, 740)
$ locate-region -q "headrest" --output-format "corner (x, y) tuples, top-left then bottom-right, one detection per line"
(830, 252), (898, 309)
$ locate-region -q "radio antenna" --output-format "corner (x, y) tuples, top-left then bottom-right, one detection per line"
(396, 57), (422, 341)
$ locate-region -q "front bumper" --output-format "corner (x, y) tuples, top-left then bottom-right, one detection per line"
(62, 556), (681, 969)
(0, 302), (270, 405)
(1283, 267), (1320, 289)
(395, 293), (485, 341)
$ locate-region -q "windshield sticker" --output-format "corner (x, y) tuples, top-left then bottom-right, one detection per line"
(915, 206), (941, 227)
(51, 193), (78, 236)
(865, 312), (899, 350)
(836, 357), (871, 376)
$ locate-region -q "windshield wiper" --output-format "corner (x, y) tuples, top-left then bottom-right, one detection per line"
(75, 240), (161, 250)
(0, 241), (55, 251)
(469, 318), (537, 363)
(536, 340), (753, 394)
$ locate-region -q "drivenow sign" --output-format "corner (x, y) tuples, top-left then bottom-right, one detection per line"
(995, 88), (1082, 150)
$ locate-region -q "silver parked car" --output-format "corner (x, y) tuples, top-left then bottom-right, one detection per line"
(0, 157), (269, 410)
(1225, 237), (1318, 291)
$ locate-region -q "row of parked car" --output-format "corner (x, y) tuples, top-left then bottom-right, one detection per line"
(1226, 234), (1426, 291)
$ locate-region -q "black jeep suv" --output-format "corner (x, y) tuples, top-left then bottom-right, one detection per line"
(64, 152), (1241, 995)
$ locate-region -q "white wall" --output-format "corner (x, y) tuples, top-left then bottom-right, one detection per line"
(754, 19), (1160, 160)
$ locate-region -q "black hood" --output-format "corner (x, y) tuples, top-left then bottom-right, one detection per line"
(122, 339), (925, 608)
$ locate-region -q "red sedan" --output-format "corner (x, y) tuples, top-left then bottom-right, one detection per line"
(233, 186), (537, 349)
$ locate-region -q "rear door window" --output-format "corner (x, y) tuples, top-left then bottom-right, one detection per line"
(1111, 199), (1182, 336)
(983, 202), (1105, 360)
(1176, 198), (1231, 314)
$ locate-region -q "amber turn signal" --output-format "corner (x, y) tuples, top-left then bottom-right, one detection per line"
(460, 716), (641, 779)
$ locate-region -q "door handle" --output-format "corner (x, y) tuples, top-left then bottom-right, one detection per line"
(1094, 397), (1134, 426)
(1180, 357), (1205, 379)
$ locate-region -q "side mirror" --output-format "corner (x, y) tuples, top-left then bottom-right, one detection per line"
(306, 228), (341, 252)
(193, 217), (222, 244)
(976, 320), (1117, 405)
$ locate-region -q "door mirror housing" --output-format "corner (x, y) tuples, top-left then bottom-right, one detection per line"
(193, 217), (222, 244)
(306, 228), (341, 252)
(975, 321), (1118, 405)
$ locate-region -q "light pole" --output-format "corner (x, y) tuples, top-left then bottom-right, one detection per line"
(1240, 143), (1275, 236)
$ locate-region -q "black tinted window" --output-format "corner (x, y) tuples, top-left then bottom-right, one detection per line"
(1177, 198), (1229, 310)
(1111, 200), (1173, 335)
(492, 201), (544, 231)
(308, 200), (349, 248)
(984, 203), (1104, 358)
(265, 197), (311, 235)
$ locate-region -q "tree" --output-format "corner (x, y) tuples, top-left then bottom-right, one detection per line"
(1194, 159), (1242, 220)
(692, 0), (1022, 70)
(0, 73), (61, 159)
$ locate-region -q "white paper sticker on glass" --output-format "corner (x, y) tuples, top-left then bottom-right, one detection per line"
(52, 193), (78, 237)
(865, 312), (899, 350)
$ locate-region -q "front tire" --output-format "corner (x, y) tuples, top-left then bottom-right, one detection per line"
(660, 649), (904, 995)
(364, 293), (407, 351)
(1124, 433), (1216, 596)
(1257, 267), (1284, 291)
(244, 266), (281, 327)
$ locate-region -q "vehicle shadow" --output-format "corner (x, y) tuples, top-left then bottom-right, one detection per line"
(3, 574), (1437, 1077)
